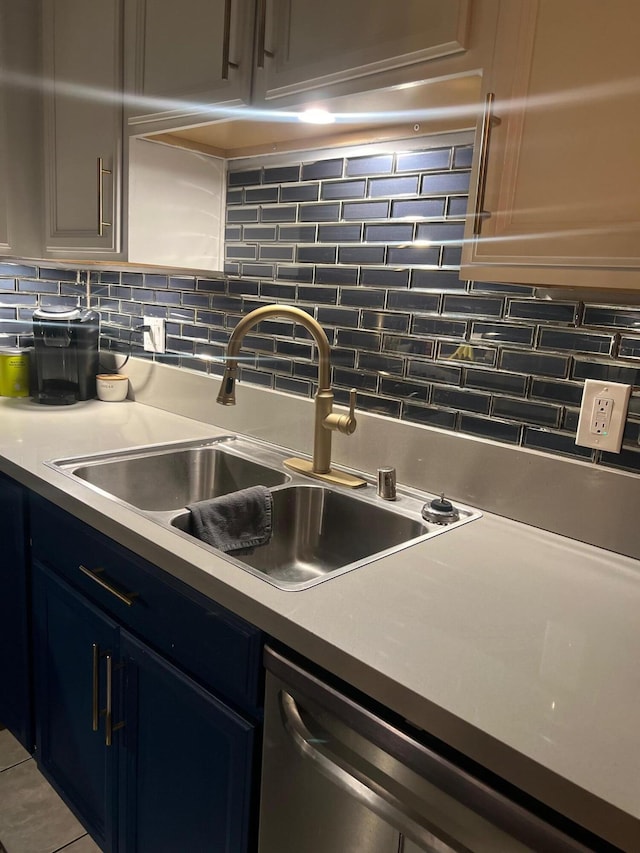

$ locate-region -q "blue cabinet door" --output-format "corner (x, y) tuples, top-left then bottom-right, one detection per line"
(119, 631), (256, 853)
(32, 562), (119, 852)
(0, 474), (32, 749)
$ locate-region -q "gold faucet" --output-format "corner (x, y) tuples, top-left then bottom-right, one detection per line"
(216, 304), (366, 488)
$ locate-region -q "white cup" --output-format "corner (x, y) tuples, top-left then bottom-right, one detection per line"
(96, 374), (129, 402)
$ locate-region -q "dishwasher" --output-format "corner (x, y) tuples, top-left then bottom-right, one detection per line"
(258, 646), (605, 853)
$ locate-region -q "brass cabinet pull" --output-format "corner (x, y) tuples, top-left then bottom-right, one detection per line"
(472, 92), (500, 236)
(104, 653), (113, 746)
(97, 157), (112, 237)
(104, 654), (125, 747)
(79, 565), (138, 607)
(91, 643), (100, 731)
(256, 0), (274, 68)
(221, 0), (239, 80)
(105, 654), (113, 746)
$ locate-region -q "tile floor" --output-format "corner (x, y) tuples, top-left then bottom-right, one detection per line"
(0, 728), (101, 853)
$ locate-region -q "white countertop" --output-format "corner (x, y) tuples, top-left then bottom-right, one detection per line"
(1, 397), (638, 850)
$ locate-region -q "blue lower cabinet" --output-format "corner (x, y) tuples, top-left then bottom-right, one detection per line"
(32, 562), (119, 851)
(0, 474), (32, 750)
(32, 561), (259, 852)
(30, 493), (264, 716)
(119, 632), (256, 853)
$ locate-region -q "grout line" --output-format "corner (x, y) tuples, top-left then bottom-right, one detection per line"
(51, 833), (89, 853)
(0, 755), (33, 773)
(0, 751), (90, 852)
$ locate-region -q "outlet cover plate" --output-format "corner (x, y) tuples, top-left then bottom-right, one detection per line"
(143, 316), (165, 354)
(576, 379), (631, 452)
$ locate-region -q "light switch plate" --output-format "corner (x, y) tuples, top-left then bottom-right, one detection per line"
(575, 379), (631, 452)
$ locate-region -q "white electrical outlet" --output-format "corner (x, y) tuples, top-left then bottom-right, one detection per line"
(591, 396), (613, 435)
(576, 379), (631, 452)
(143, 316), (165, 354)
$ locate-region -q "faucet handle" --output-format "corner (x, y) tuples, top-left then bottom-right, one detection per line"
(324, 388), (358, 435)
(340, 388), (358, 435)
(346, 388), (357, 426)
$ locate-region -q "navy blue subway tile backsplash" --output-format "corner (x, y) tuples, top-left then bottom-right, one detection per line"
(3, 137), (640, 475)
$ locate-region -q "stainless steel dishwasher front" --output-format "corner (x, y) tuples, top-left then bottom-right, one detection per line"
(259, 647), (597, 853)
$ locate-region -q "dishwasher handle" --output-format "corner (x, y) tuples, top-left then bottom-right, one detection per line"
(280, 689), (468, 853)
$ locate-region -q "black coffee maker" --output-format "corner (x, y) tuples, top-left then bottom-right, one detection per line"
(32, 307), (99, 404)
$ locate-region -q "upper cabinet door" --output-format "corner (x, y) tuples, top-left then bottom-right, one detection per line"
(255, 0), (470, 102)
(461, 0), (640, 290)
(0, 0), (43, 258)
(43, 0), (124, 255)
(125, 0), (255, 128)
(0, 93), (9, 254)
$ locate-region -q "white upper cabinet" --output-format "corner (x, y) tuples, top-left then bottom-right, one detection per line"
(41, 0), (225, 269)
(42, 0), (124, 256)
(461, 0), (640, 290)
(0, 0), (43, 258)
(125, 0), (255, 127)
(0, 88), (10, 255)
(124, 0), (498, 133)
(128, 139), (225, 271)
(255, 0), (469, 102)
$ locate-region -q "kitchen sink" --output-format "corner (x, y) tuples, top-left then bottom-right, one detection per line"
(172, 485), (429, 589)
(51, 437), (289, 511)
(48, 435), (481, 591)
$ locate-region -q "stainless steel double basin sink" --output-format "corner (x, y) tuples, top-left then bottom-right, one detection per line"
(48, 436), (480, 591)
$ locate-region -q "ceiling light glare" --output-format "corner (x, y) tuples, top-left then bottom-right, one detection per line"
(299, 107), (336, 125)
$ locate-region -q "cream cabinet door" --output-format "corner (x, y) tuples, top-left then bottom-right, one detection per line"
(255, 0), (471, 103)
(0, 92), (9, 255)
(0, 0), (43, 258)
(0, 6), (9, 255)
(125, 0), (255, 129)
(461, 0), (640, 290)
(43, 0), (124, 256)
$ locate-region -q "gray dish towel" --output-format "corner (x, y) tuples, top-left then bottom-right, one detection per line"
(187, 485), (273, 555)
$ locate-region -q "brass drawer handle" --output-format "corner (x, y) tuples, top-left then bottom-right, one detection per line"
(91, 643), (100, 731)
(104, 654), (125, 747)
(256, 0), (274, 68)
(104, 653), (112, 745)
(97, 156), (112, 237)
(472, 92), (501, 236)
(79, 565), (138, 607)
(221, 0), (239, 80)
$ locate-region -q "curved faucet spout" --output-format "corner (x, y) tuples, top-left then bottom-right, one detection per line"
(216, 304), (365, 488)
(222, 305), (330, 392)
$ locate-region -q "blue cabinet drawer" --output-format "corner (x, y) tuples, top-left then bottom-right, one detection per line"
(30, 494), (263, 714)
